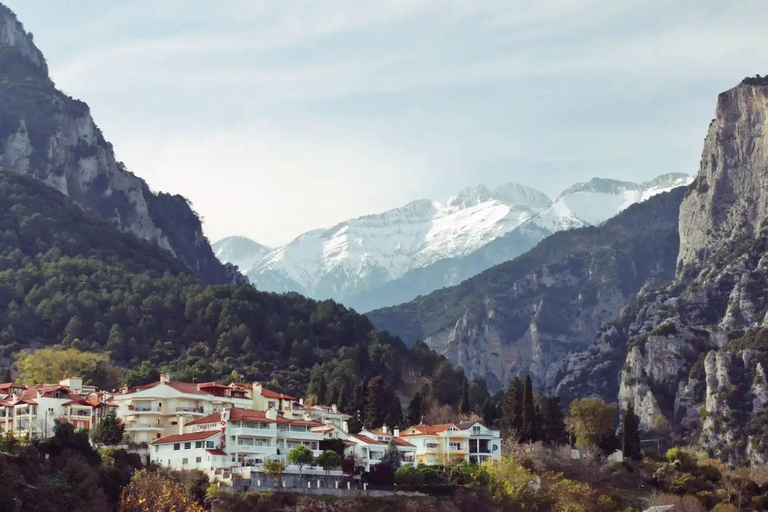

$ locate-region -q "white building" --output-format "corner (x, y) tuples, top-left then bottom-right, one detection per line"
(150, 407), (326, 471)
(111, 374), (252, 443)
(456, 421), (502, 463)
(0, 377), (113, 438)
(348, 427), (416, 471)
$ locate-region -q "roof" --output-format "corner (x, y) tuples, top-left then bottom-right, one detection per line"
(349, 434), (387, 446)
(392, 437), (416, 448)
(400, 423), (457, 436)
(150, 430), (221, 445)
(258, 387), (295, 400)
(206, 448), (228, 456)
(186, 407), (323, 427)
(0, 383), (26, 391)
(457, 421), (480, 430)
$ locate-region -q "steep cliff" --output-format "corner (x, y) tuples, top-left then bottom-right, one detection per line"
(368, 187), (685, 391)
(595, 77), (768, 463)
(0, 4), (240, 284)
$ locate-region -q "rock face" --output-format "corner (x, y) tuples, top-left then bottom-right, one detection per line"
(569, 78), (768, 463)
(0, 4), (241, 284)
(368, 187), (686, 391)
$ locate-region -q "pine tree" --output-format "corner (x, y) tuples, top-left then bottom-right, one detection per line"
(365, 376), (389, 429)
(541, 396), (566, 446)
(385, 394), (403, 429)
(406, 391), (423, 427)
(620, 403), (642, 459)
(458, 376), (470, 416)
(521, 375), (537, 442)
(502, 376), (523, 438)
(380, 438), (402, 470)
(481, 398), (496, 427)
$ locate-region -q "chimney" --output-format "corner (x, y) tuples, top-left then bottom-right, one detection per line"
(394, 426), (400, 438)
(160, 373), (170, 384)
(299, 398), (304, 406)
(382, 424), (388, 434)
(331, 404), (337, 413)
(178, 416), (185, 435)
(265, 406), (277, 421)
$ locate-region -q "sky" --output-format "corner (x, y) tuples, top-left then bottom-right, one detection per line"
(6, 1), (768, 247)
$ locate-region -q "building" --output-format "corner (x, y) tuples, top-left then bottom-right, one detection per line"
(348, 426), (416, 470)
(111, 374), (252, 443)
(399, 423), (471, 465)
(0, 376), (113, 438)
(250, 383), (296, 413)
(150, 407), (325, 471)
(457, 421), (502, 463)
(306, 404), (350, 432)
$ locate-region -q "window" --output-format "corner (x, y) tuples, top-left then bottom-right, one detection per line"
(450, 442), (461, 450)
(182, 458), (188, 465)
(173, 443), (180, 451)
(426, 443), (439, 449)
(472, 426), (481, 434)
(154, 446), (159, 453)
(184, 442), (191, 450)
(195, 441), (203, 449)
(196, 457), (202, 463)
(206, 441), (214, 448)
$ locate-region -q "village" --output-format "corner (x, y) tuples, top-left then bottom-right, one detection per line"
(0, 373), (502, 489)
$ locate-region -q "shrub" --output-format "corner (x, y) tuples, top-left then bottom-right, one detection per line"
(395, 464), (423, 485)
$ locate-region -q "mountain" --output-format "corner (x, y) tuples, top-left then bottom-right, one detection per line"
(226, 174), (690, 311)
(368, 186), (686, 391)
(212, 236), (271, 272)
(0, 169), (411, 399)
(0, 4), (240, 285)
(554, 76), (768, 464)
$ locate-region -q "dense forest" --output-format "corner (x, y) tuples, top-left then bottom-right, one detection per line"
(0, 171), (468, 407)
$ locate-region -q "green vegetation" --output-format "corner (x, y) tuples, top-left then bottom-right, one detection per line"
(569, 398), (617, 456)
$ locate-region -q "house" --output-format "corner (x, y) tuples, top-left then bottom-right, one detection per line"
(251, 383), (296, 413)
(399, 423), (471, 465)
(110, 374), (252, 443)
(306, 404), (350, 432)
(0, 376), (112, 438)
(150, 407), (325, 471)
(456, 421), (502, 463)
(351, 426), (416, 470)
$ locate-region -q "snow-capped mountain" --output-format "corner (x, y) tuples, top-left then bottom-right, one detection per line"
(216, 173), (692, 311)
(212, 236), (271, 272)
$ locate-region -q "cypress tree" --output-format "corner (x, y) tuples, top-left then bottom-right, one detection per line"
(521, 375), (537, 442)
(458, 376), (470, 416)
(335, 386), (345, 411)
(316, 373), (327, 405)
(502, 376), (523, 437)
(406, 391), (423, 427)
(481, 398), (495, 427)
(542, 396), (566, 446)
(365, 376), (389, 429)
(621, 403), (642, 459)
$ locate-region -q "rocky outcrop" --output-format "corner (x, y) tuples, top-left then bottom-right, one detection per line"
(0, 4), (241, 284)
(370, 187), (686, 391)
(592, 78), (768, 463)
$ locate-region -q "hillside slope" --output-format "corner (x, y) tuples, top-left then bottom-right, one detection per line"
(0, 3), (238, 284)
(0, 170), (406, 398)
(368, 187), (686, 391)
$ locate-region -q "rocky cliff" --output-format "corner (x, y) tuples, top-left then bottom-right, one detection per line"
(569, 77), (768, 464)
(369, 187), (685, 391)
(0, 4), (241, 284)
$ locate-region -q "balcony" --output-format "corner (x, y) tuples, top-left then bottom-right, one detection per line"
(125, 423), (164, 431)
(69, 411), (92, 417)
(175, 406), (205, 415)
(232, 445), (279, 456)
(230, 426), (277, 438)
(128, 405), (162, 413)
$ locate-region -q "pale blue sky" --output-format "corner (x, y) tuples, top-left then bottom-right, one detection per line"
(6, 1), (768, 246)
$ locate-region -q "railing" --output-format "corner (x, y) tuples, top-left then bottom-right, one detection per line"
(229, 426), (276, 437)
(70, 411), (91, 417)
(175, 407), (205, 414)
(233, 445), (279, 455)
(125, 423), (164, 431)
(128, 405), (162, 412)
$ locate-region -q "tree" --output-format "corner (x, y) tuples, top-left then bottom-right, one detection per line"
(406, 392), (423, 427)
(459, 376), (470, 416)
(287, 445), (314, 479)
(119, 469), (204, 512)
(380, 438), (403, 471)
(316, 449), (342, 478)
(14, 348), (119, 389)
(569, 398), (616, 456)
(620, 403), (641, 459)
(365, 376), (396, 429)
(520, 375), (537, 442)
(315, 373), (327, 404)
(342, 452), (358, 475)
(263, 459), (286, 488)
(385, 395), (403, 429)
(481, 398), (497, 428)
(91, 409), (125, 446)
(502, 376), (523, 438)
(541, 396), (566, 446)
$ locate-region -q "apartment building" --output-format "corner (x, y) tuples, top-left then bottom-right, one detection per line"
(349, 426), (416, 470)
(111, 374), (252, 443)
(0, 376), (112, 438)
(398, 422), (502, 465)
(149, 407), (325, 471)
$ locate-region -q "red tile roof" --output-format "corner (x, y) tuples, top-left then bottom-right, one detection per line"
(259, 388), (295, 400)
(400, 423), (457, 436)
(150, 430), (221, 445)
(206, 448), (228, 456)
(349, 434), (387, 446)
(392, 437), (416, 448)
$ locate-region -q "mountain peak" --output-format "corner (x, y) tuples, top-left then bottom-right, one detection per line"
(0, 4), (48, 75)
(446, 182), (551, 210)
(558, 177), (640, 198)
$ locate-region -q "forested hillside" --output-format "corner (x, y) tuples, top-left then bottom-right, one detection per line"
(0, 171), (460, 403)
